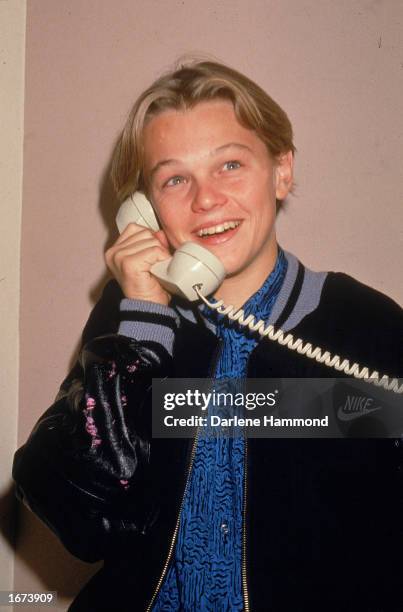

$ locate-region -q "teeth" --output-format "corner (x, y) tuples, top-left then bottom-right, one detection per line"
(197, 220), (240, 237)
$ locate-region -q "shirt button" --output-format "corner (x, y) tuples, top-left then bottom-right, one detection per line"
(221, 522), (229, 535)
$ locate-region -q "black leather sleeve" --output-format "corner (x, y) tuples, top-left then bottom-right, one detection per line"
(12, 281), (173, 562)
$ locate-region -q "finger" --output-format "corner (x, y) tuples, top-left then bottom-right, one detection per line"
(130, 245), (171, 268)
(107, 242), (169, 273)
(114, 223), (154, 245)
(111, 232), (161, 255)
(112, 237), (169, 261)
(114, 245), (170, 280)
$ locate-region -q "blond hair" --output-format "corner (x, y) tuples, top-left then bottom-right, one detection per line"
(111, 59), (296, 202)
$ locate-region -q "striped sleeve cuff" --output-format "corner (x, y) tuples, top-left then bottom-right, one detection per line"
(118, 299), (179, 356)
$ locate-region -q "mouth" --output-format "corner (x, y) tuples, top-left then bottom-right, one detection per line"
(195, 220), (241, 237)
(192, 219), (242, 246)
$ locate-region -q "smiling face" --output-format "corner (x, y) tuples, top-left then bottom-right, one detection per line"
(143, 100), (293, 301)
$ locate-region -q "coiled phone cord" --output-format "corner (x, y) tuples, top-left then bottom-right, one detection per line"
(194, 285), (403, 395)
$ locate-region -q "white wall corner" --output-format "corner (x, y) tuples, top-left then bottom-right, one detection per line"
(0, 0), (27, 599)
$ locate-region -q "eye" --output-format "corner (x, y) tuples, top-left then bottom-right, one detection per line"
(223, 160), (241, 171)
(164, 175), (185, 188)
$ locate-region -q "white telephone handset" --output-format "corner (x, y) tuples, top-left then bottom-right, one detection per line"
(115, 192), (226, 302)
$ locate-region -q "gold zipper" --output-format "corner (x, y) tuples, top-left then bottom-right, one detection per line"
(145, 428), (200, 612)
(242, 435), (251, 611)
(145, 420), (250, 610)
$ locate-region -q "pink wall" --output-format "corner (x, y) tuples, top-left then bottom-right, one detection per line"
(16, 0), (403, 606)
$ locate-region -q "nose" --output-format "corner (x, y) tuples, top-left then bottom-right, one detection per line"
(191, 178), (227, 213)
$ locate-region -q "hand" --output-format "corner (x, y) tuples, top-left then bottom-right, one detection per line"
(105, 223), (171, 305)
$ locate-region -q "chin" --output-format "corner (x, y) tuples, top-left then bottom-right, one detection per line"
(220, 259), (248, 278)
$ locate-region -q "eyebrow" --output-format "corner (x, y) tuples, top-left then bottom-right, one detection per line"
(148, 142), (253, 181)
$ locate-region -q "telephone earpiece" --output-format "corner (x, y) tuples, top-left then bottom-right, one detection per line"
(115, 193), (226, 301)
(115, 192), (160, 234)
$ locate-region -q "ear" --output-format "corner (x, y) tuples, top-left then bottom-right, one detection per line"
(274, 151), (294, 200)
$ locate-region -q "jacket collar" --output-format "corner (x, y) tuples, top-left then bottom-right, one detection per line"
(172, 250), (328, 336)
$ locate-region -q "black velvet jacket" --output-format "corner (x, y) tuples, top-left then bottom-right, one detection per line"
(13, 256), (403, 612)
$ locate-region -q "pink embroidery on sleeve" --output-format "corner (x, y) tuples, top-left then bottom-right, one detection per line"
(84, 395), (102, 448)
(126, 359), (140, 373)
(107, 361), (117, 379)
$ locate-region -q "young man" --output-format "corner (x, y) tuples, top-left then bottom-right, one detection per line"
(13, 60), (402, 611)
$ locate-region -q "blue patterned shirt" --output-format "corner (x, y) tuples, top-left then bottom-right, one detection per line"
(153, 249), (287, 611)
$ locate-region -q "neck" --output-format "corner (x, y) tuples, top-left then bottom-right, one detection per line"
(213, 242), (279, 310)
